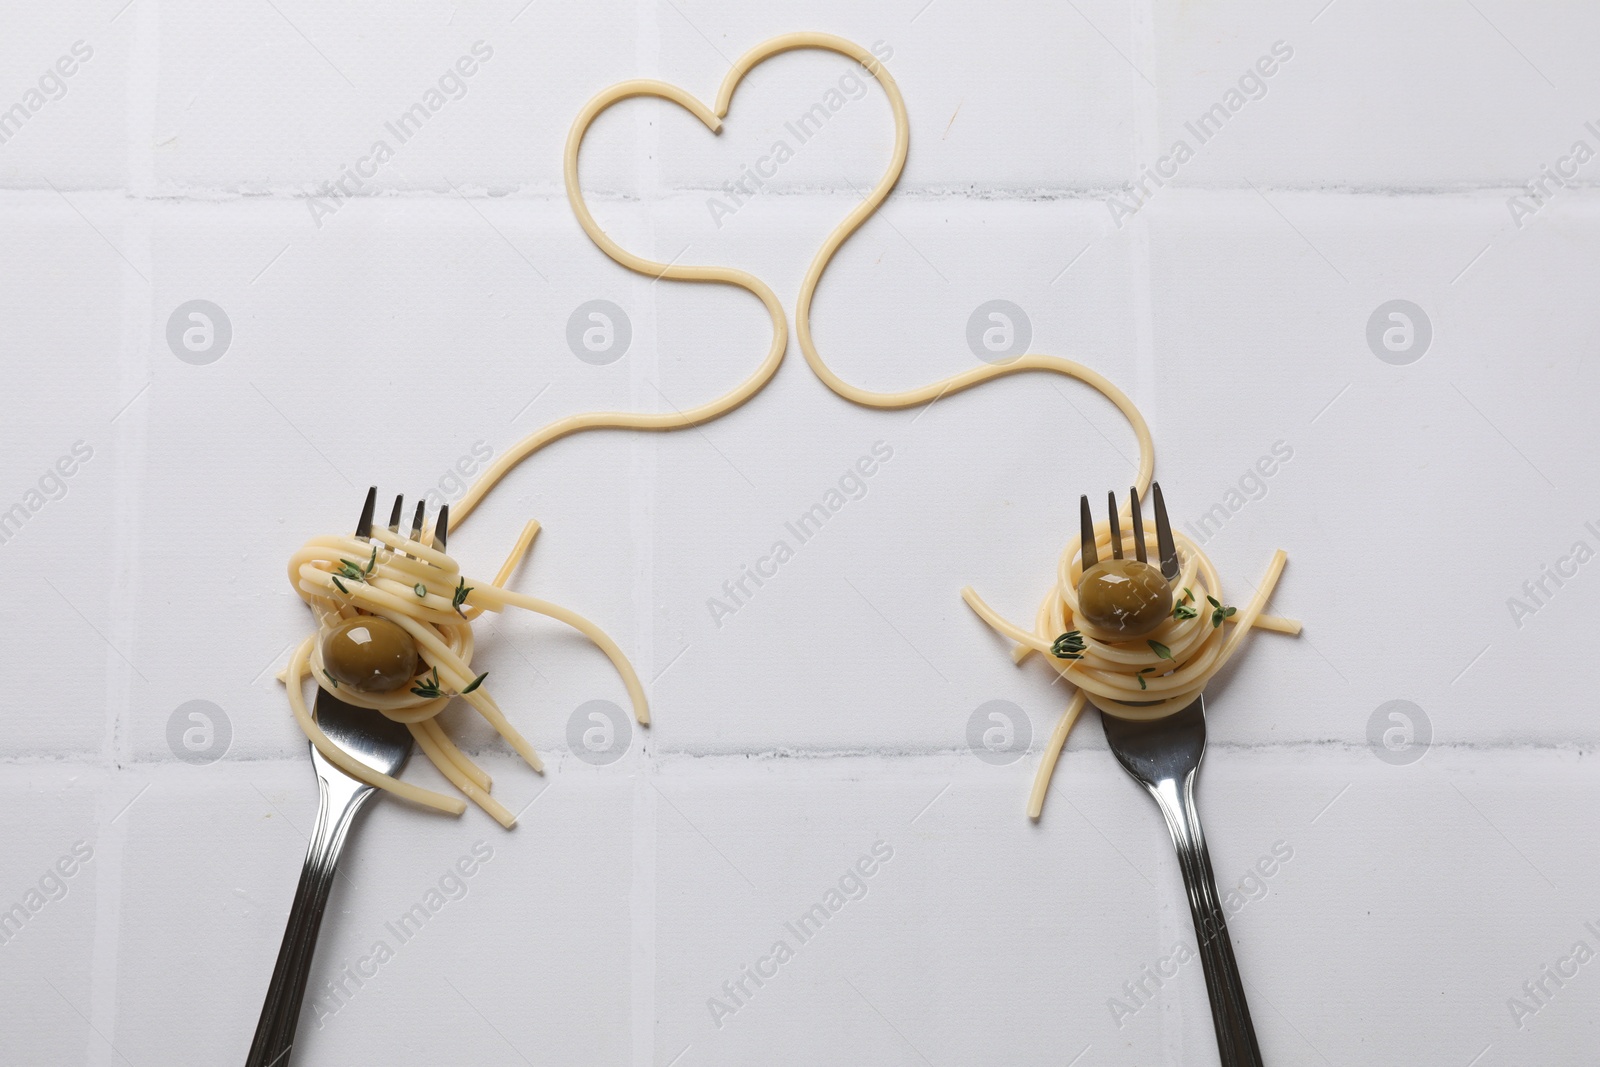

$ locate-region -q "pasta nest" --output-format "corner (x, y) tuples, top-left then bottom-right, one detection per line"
(962, 513), (1298, 819)
(1042, 525), (1290, 719)
(279, 520), (647, 828)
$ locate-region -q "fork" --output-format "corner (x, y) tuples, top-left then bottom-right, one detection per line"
(1093, 484), (1265, 1067)
(245, 488), (431, 1067)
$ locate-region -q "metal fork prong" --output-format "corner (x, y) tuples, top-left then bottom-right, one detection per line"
(1079, 496), (1098, 571)
(433, 505), (448, 553)
(1107, 491), (1123, 560)
(388, 495), (404, 533)
(356, 487), (376, 539)
(1129, 487), (1147, 563)
(1151, 482), (1180, 581)
(410, 501), (426, 543)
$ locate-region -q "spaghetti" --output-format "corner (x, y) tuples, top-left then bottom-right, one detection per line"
(769, 33), (1301, 817)
(283, 519), (645, 828)
(278, 65), (791, 826)
(962, 533), (1299, 818)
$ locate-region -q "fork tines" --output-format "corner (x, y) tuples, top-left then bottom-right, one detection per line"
(356, 486), (377, 539)
(1106, 491), (1123, 560)
(1129, 488), (1147, 561)
(1079, 483), (1180, 580)
(1079, 495), (1099, 570)
(409, 500), (425, 543)
(358, 486), (446, 552)
(1150, 483), (1178, 580)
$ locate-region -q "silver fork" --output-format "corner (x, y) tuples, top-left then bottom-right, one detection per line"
(1095, 483), (1265, 1067)
(245, 488), (432, 1067)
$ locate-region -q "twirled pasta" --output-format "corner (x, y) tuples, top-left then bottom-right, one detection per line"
(276, 44), (793, 825)
(282, 520), (648, 828)
(274, 30), (1304, 828)
(766, 31), (1303, 817)
(963, 524), (1299, 818)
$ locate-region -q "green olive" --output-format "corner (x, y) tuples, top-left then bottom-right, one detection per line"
(1077, 558), (1173, 638)
(322, 616), (418, 693)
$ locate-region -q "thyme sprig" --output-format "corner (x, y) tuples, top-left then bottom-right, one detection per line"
(410, 667), (443, 700)
(408, 667), (484, 700)
(452, 578), (473, 616)
(1207, 595), (1237, 629)
(1051, 631), (1086, 660)
(335, 546), (378, 584)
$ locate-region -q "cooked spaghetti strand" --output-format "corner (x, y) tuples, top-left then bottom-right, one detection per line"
(769, 32), (1302, 816)
(278, 44), (807, 821)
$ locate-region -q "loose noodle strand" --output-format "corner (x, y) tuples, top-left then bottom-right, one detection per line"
(771, 33), (1302, 817)
(282, 62), (793, 821)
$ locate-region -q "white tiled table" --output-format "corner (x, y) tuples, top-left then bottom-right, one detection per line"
(3, 2), (1597, 1064)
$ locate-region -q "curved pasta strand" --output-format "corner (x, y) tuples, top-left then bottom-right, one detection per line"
(280, 52), (803, 821)
(448, 78), (788, 527)
(764, 33), (1302, 816)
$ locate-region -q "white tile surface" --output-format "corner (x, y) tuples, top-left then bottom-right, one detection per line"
(2, 2), (1598, 1065)
(0, 7), (132, 188)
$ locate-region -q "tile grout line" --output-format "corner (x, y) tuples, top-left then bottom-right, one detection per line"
(22, 183), (1600, 207)
(85, 781), (132, 1067)
(1128, 0), (1160, 488)
(88, 2), (162, 1063)
(1126, 4), (1188, 1061)
(13, 738), (1600, 772)
(630, 4), (662, 1065)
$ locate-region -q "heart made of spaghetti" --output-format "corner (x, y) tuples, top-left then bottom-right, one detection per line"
(561, 31), (910, 372)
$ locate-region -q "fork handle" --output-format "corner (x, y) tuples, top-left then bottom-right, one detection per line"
(245, 772), (374, 1067)
(1147, 777), (1265, 1067)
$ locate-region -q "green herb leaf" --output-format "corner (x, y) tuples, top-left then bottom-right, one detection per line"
(1148, 640), (1173, 661)
(1210, 603), (1237, 628)
(1206, 595), (1220, 609)
(1172, 604), (1198, 620)
(410, 667), (443, 700)
(336, 559), (367, 582)
(415, 582), (428, 598)
(452, 577), (474, 615)
(331, 575), (349, 595)
(461, 671), (488, 695)
(1181, 587), (1194, 604)
(321, 669), (339, 690)
(1050, 631), (1086, 660)
(1137, 666), (1156, 690)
